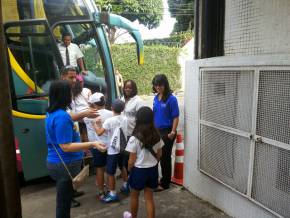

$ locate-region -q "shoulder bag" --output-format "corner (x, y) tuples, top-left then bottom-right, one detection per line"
(48, 131), (89, 190)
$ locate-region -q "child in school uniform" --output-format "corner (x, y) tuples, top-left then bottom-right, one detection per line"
(125, 106), (164, 218)
(95, 99), (128, 203)
(83, 92), (113, 200)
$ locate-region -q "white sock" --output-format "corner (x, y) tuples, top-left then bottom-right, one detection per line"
(110, 190), (117, 196)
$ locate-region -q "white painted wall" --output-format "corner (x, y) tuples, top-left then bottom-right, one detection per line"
(224, 0), (290, 56)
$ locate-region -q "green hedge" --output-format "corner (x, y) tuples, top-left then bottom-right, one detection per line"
(111, 44), (181, 95)
(143, 31), (193, 47)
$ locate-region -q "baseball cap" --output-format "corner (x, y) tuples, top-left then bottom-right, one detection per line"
(111, 99), (125, 113)
(88, 92), (104, 104)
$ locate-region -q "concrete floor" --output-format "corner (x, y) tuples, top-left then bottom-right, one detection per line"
(21, 175), (230, 218)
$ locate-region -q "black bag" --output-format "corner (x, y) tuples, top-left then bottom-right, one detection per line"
(146, 146), (159, 161)
(119, 127), (127, 152)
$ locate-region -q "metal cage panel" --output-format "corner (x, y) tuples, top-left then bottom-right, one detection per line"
(201, 70), (254, 132)
(252, 143), (290, 218)
(199, 67), (290, 217)
(200, 125), (251, 193)
(257, 71), (290, 144)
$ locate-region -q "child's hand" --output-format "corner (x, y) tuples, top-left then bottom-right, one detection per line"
(92, 141), (107, 152)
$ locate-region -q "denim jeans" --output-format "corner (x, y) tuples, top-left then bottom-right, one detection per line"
(47, 160), (81, 218)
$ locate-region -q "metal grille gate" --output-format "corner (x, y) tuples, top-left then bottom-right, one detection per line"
(199, 69), (290, 217)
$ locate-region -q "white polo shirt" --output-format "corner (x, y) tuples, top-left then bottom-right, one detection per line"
(125, 136), (164, 168)
(71, 88), (91, 113)
(83, 109), (113, 145)
(122, 95), (144, 136)
(103, 115), (128, 155)
(58, 42), (84, 67)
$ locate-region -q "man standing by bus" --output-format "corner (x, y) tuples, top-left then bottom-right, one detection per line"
(58, 32), (87, 75)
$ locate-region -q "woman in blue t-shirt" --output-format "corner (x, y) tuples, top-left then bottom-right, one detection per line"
(46, 80), (105, 218)
(152, 74), (179, 191)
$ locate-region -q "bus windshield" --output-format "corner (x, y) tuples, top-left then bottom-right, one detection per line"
(44, 0), (90, 24)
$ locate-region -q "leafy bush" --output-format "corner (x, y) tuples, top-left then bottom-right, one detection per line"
(111, 44), (181, 95)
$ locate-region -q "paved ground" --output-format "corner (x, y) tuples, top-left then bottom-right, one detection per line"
(21, 175), (230, 218)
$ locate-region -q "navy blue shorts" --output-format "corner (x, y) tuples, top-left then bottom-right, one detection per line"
(128, 165), (158, 190)
(117, 136), (131, 170)
(106, 154), (120, 175)
(90, 148), (107, 167)
(118, 151), (129, 170)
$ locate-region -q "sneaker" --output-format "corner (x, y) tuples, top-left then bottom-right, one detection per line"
(120, 184), (130, 195)
(123, 211), (132, 218)
(96, 191), (106, 201)
(101, 193), (119, 203)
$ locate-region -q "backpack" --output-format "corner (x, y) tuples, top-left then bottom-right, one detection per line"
(119, 127), (127, 152)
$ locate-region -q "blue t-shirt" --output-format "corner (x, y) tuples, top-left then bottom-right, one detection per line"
(45, 109), (83, 164)
(153, 94), (179, 129)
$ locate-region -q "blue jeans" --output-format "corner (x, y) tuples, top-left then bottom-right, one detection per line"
(47, 160), (81, 218)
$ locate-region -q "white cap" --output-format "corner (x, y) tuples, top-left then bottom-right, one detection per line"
(88, 92), (104, 104)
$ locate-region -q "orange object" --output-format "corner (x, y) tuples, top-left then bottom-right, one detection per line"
(171, 133), (184, 185)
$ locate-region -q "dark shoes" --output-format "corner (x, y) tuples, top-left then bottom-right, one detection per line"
(73, 190), (85, 198)
(154, 185), (171, 192)
(71, 190), (84, 208)
(154, 185), (165, 192)
(71, 199), (81, 208)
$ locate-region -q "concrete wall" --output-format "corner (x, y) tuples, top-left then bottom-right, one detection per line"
(224, 0), (290, 56)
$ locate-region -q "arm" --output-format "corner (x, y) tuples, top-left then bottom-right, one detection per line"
(168, 96), (180, 139)
(59, 141), (106, 152)
(70, 108), (98, 121)
(75, 44), (87, 75)
(128, 152), (137, 172)
(171, 117), (179, 133)
(87, 89), (92, 99)
(156, 147), (162, 161)
(77, 58), (86, 73)
(93, 123), (106, 136)
(168, 117), (179, 140)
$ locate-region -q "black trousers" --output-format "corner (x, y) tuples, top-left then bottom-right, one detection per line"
(158, 128), (176, 189)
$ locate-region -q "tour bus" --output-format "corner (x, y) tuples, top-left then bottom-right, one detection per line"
(1, 0), (144, 181)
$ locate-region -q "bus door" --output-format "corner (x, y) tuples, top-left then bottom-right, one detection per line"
(4, 19), (61, 180)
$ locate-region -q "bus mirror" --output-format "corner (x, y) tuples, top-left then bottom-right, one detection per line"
(94, 12), (144, 65)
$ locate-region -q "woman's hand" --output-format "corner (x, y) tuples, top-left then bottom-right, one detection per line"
(95, 117), (102, 125)
(85, 108), (99, 118)
(167, 131), (176, 140)
(92, 141), (107, 152)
